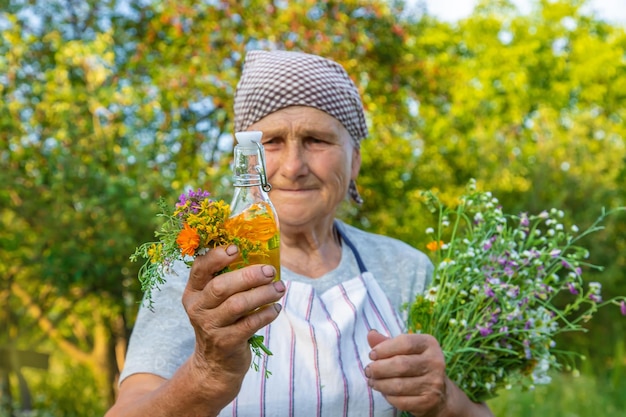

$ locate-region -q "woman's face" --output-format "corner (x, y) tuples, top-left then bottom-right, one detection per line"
(248, 106), (361, 230)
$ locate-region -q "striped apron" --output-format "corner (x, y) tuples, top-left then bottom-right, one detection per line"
(219, 227), (404, 417)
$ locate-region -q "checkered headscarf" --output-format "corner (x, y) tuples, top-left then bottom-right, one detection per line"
(233, 50), (368, 148)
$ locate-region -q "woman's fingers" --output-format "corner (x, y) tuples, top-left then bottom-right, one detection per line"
(182, 248), (285, 348)
(204, 264), (277, 309)
(208, 271), (284, 327)
(186, 245), (240, 292)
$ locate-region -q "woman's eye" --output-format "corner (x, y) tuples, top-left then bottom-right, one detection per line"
(307, 137), (326, 145)
(262, 137), (280, 145)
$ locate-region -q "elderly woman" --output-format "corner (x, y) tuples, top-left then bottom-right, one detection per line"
(106, 50), (493, 417)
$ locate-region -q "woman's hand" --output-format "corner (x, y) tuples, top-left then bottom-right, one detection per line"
(182, 244), (285, 408)
(365, 330), (494, 417)
(106, 245), (285, 417)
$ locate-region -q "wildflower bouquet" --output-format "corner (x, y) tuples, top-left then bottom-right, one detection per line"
(407, 179), (625, 403)
(130, 188), (280, 372)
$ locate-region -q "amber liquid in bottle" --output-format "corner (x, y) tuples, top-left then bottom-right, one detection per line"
(226, 202), (280, 281)
(228, 131), (280, 280)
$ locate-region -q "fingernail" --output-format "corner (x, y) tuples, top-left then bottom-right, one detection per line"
(364, 365), (371, 378)
(274, 303), (282, 314)
(262, 265), (275, 278)
(273, 280), (285, 292)
(226, 245), (238, 256)
(369, 350), (377, 360)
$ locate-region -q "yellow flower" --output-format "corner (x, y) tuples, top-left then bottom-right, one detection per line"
(176, 223), (201, 257)
(147, 243), (163, 263)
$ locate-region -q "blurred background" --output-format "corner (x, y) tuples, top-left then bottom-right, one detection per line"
(1, 0), (625, 415)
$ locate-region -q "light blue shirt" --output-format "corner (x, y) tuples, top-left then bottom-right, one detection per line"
(120, 220), (433, 383)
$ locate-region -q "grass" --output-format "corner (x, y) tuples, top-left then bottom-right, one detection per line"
(487, 371), (626, 416)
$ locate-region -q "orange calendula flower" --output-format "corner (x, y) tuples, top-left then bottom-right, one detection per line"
(176, 223), (201, 256)
(426, 240), (444, 252)
(224, 203), (278, 243)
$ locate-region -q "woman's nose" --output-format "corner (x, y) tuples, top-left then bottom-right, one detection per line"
(278, 142), (308, 178)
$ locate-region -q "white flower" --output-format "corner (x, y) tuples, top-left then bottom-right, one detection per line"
(409, 180), (623, 403)
(531, 358), (552, 385)
(425, 287), (438, 302)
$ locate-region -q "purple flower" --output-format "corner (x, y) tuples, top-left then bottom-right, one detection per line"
(589, 282), (603, 303)
(478, 324), (493, 337)
(589, 294), (602, 303)
(176, 189), (212, 216)
(520, 212), (530, 227)
(506, 285), (520, 298)
(490, 308), (501, 324)
(567, 283), (579, 295)
(484, 285), (495, 298)
(620, 301), (626, 316)
(550, 249), (561, 257)
(178, 188), (211, 205)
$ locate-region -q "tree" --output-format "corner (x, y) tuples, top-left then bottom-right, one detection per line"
(1, 0), (624, 412)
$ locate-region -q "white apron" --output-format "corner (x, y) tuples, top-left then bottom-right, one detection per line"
(219, 227), (405, 417)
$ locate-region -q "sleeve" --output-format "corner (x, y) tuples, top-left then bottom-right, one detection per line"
(119, 261), (196, 384)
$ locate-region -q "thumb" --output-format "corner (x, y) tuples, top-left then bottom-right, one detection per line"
(367, 329), (390, 350)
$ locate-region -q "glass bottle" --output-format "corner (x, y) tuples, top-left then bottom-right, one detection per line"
(227, 131), (280, 280)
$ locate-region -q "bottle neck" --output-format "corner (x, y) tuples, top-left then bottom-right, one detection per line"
(233, 174), (262, 187)
(232, 143), (271, 191)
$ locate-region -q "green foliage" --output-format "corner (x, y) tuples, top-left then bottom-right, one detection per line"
(488, 369), (626, 416)
(1, 0), (625, 413)
(0, 362), (107, 417)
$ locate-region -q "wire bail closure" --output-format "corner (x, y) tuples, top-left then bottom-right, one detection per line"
(255, 141), (272, 192)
